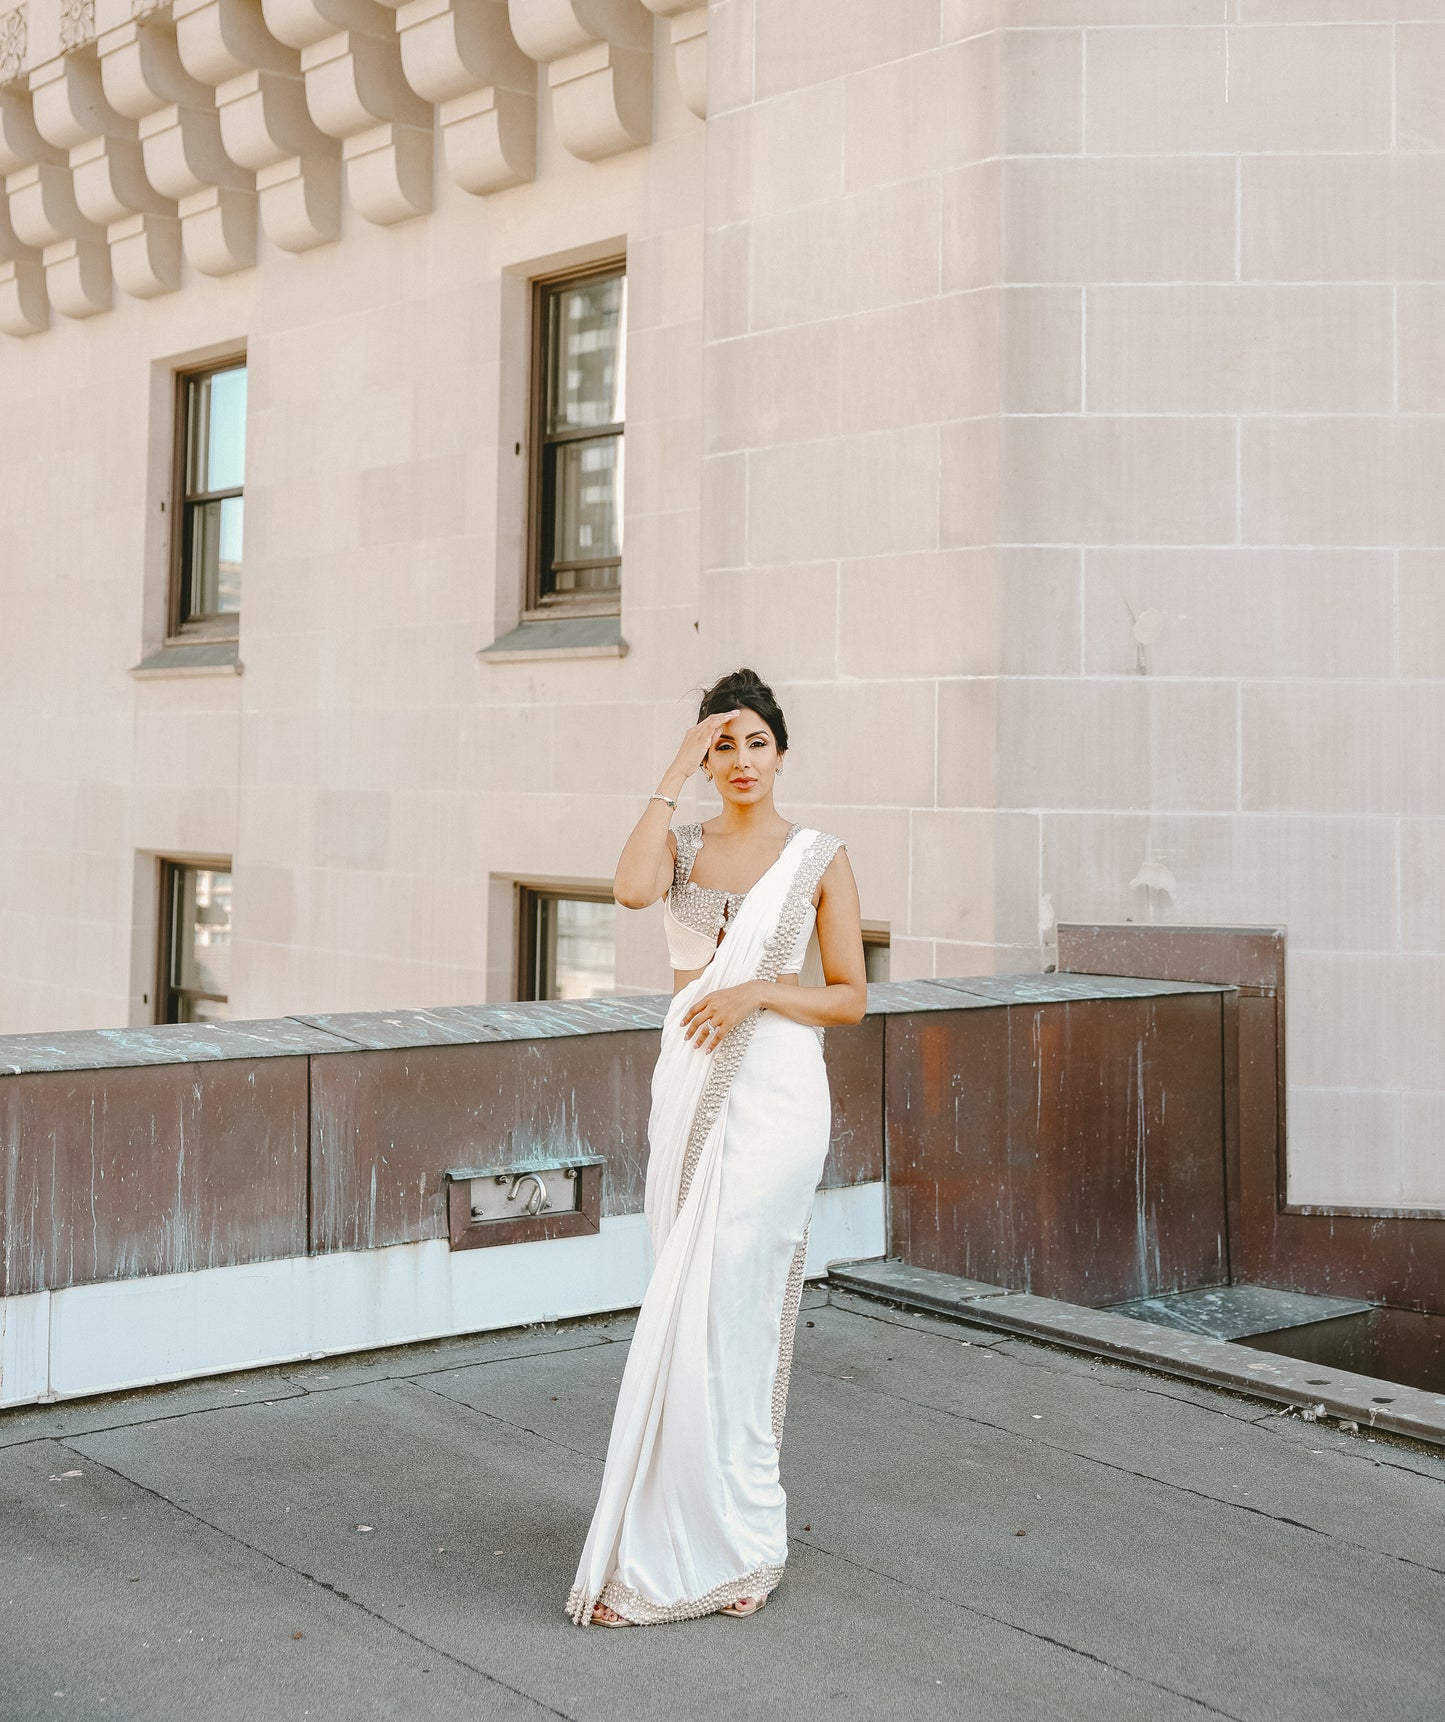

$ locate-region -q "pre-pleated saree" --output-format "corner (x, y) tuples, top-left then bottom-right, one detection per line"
(567, 824), (844, 1625)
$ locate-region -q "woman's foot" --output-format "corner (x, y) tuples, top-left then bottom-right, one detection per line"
(718, 1594), (768, 1618)
(590, 1601), (632, 1627)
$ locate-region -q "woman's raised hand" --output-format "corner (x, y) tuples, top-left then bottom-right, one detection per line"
(614, 709), (740, 909)
(669, 709), (740, 782)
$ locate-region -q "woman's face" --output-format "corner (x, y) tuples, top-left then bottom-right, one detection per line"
(705, 706), (783, 805)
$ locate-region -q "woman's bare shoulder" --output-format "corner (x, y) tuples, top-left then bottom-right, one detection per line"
(812, 839), (856, 907)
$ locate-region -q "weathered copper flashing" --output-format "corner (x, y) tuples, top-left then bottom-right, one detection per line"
(884, 989), (1231, 1307)
(0, 972), (1265, 1304)
(1057, 924), (1445, 1320)
(0, 1056), (310, 1298)
(0, 995), (890, 1295)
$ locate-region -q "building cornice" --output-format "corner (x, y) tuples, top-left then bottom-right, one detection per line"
(0, 0), (707, 337)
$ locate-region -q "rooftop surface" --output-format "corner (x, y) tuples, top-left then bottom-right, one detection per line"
(3, 1286), (1442, 1722)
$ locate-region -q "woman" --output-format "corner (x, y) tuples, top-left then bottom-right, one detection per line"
(568, 668), (867, 1627)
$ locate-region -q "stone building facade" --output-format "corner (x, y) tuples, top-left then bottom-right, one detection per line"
(1, 0), (1442, 1212)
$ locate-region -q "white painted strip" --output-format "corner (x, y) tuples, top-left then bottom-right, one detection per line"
(0, 1183), (887, 1408)
(807, 1180), (886, 1278)
(0, 1290), (50, 1407)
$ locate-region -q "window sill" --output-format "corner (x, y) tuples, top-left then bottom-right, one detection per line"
(479, 614), (628, 664)
(130, 640), (243, 679)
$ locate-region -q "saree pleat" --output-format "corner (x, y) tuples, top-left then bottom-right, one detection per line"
(567, 827), (842, 1626)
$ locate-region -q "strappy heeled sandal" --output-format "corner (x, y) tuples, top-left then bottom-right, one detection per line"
(590, 1602), (634, 1627)
(718, 1593), (768, 1618)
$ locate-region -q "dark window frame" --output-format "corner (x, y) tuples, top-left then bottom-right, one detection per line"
(170, 356), (247, 640)
(526, 260), (626, 618)
(155, 858), (232, 1025)
(516, 885), (618, 1002)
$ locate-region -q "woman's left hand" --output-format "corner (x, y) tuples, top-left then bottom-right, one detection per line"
(681, 983), (763, 1052)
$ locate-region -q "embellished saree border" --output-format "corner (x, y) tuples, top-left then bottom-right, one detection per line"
(771, 1227), (810, 1446)
(568, 1561), (786, 1627)
(675, 830), (844, 1216)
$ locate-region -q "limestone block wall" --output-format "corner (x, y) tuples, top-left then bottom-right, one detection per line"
(2, 0), (1443, 1215)
(0, 0), (712, 1025)
(698, 0), (1445, 1209)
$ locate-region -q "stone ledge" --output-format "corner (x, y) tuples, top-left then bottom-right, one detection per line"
(827, 1258), (1445, 1453)
(129, 639), (243, 677)
(0, 974), (1234, 1074)
(0, 1017), (356, 1076)
(479, 613), (627, 662)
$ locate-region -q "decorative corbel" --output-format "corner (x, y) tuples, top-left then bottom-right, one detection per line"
(640, 0), (702, 120)
(506, 0), (651, 162)
(0, 182), (47, 337)
(263, 0), (433, 226)
(5, 69), (109, 317)
(29, 49), (177, 312)
(100, 19), (256, 290)
(395, 0), (533, 196)
(173, 0), (341, 255)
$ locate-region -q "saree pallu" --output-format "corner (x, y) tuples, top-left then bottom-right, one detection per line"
(568, 827), (843, 1625)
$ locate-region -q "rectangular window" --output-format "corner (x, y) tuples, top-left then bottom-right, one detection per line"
(157, 861), (232, 1023)
(517, 889), (618, 1001)
(530, 264), (626, 611)
(172, 359), (246, 635)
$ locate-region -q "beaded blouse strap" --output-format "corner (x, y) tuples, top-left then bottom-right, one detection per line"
(672, 821), (704, 890)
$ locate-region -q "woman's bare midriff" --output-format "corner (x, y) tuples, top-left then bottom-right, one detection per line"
(672, 971), (802, 996)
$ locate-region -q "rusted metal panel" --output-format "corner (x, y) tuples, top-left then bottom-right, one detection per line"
(1058, 923), (1445, 1319)
(310, 1006), (888, 1255)
(887, 993), (1229, 1307)
(0, 1058), (308, 1297)
(888, 1004), (1011, 1283)
(309, 1030), (661, 1252)
(821, 1016), (884, 1188)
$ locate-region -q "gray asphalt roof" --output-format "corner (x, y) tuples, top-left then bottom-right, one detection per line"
(3, 1287), (1442, 1722)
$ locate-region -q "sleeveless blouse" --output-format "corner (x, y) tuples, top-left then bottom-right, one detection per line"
(662, 822), (822, 976)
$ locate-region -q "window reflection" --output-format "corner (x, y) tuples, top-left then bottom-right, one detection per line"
(519, 891), (618, 1001)
(536, 268), (625, 603)
(547, 274), (626, 433)
(162, 863), (232, 1023)
(179, 361), (246, 626)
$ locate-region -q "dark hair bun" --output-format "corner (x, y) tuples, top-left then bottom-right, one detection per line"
(698, 667), (789, 753)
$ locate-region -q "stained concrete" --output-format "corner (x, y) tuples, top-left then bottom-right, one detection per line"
(2, 1289), (1442, 1722)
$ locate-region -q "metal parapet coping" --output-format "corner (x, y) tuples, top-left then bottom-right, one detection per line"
(827, 1258), (1445, 1452)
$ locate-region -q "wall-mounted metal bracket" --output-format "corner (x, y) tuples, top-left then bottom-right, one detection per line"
(443, 1153), (606, 1251)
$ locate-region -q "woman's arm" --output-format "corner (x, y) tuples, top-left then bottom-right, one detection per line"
(680, 850), (868, 1044)
(613, 709), (739, 909)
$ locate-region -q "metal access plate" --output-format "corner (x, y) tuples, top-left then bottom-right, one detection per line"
(1109, 1283), (1374, 1340)
(467, 1167), (584, 1222)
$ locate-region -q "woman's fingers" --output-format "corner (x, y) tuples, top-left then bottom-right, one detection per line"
(683, 985), (750, 1049)
(683, 998), (725, 1047)
(684, 708), (741, 769)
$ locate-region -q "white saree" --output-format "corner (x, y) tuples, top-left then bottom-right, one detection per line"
(567, 826), (844, 1625)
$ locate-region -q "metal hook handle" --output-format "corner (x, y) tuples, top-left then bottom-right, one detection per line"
(507, 1173), (550, 1217)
